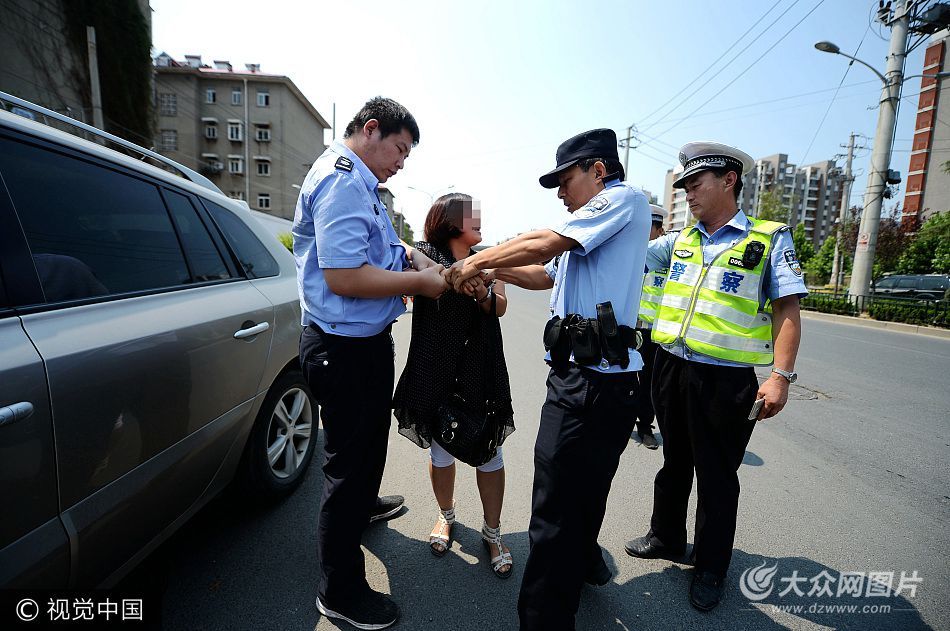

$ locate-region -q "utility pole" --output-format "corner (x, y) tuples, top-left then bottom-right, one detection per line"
(849, 0), (910, 298)
(831, 132), (856, 294)
(85, 27), (105, 135)
(619, 124), (637, 179)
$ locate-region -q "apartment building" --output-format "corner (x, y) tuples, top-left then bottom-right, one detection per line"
(153, 54), (329, 219)
(903, 28), (950, 230)
(664, 153), (844, 247)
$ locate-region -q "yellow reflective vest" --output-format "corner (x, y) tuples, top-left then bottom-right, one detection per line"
(651, 218), (786, 366)
(638, 269), (668, 327)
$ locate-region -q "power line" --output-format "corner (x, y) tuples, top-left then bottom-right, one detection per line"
(647, 0), (828, 143)
(635, 0), (784, 128)
(799, 24), (871, 164)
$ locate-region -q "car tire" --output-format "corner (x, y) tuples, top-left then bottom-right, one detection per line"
(237, 370), (317, 498)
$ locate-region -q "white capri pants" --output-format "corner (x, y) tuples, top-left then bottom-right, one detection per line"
(430, 439), (504, 473)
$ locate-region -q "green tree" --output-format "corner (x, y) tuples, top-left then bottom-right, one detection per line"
(841, 216), (907, 278)
(792, 223), (816, 266)
(755, 190), (786, 222)
(804, 233), (837, 285)
(897, 212), (950, 274)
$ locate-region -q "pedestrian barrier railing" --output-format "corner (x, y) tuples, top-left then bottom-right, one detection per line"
(802, 289), (949, 328)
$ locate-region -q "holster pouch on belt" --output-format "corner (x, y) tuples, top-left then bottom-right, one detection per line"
(596, 301), (629, 369)
(544, 316), (571, 366)
(569, 317), (601, 366)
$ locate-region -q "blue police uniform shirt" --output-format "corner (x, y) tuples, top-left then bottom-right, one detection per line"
(293, 140), (408, 337)
(542, 179), (652, 373)
(645, 209), (808, 367)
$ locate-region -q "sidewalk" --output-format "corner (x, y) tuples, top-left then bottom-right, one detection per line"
(800, 309), (950, 339)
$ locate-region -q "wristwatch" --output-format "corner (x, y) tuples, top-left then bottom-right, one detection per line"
(771, 368), (798, 384)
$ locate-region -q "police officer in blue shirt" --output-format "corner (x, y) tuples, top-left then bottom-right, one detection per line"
(625, 142), (807, 612)
(447, 128), (651, 631)
(293, 97), (447, 630)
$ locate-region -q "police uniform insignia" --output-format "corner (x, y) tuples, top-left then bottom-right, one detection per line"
(579, 195), (610, 215)
(674, 248), (693, 258)
(784, 249), (803, 276)
(334, 156), (353, 172)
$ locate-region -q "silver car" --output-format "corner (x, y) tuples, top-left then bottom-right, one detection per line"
(0, 94), (316, 588)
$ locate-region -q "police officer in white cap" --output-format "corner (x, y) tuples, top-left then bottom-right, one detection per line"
(625, 142), (807, 611)
(445, 128), (651, 630)
(632, 204), (670, 449)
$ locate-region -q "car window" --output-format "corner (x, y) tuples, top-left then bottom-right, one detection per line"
(0, 138), (190, 303)
(896, 277), (918, 289)
(875, 277), (896, 289)
(202, 200), (279, 278)
(163, 190), (231, 282)
(919, 277), (948, 291)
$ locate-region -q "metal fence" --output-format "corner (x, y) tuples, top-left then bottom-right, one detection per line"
(802, 289), (950, 328)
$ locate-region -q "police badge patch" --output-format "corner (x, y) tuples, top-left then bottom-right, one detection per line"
(784, 250), (803, 276)
(335, 156), (354, 172)
(674, 248), (693, 258)
(587, 196), (610, 212)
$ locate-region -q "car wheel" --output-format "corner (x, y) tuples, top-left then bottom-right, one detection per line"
(238, 370), (317, 498)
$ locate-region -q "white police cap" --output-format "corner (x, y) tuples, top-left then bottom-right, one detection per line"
(649, 204), (667, 223)
(672, 141), (754, 189)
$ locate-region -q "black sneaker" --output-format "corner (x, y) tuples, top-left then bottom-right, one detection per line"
(369, 495), (405, 523)
(639, 432), (659, 450)
(316, 589), (399, 630)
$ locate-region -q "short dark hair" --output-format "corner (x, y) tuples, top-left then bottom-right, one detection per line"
(577, 157), (625, 183)
(424, 193), (471, 250)
(709, 167), (743, 201)
(343, 96), (420, 145)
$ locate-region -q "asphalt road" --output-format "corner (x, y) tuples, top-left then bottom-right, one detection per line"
(145, 286), (949, 630)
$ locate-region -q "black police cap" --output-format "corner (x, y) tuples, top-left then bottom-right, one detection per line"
(539, 128), (622, 189)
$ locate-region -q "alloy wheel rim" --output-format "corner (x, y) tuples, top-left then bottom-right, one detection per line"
(265, 387), (313, 479)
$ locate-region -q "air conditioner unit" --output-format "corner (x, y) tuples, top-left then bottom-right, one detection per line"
(210, 161), (224, 173)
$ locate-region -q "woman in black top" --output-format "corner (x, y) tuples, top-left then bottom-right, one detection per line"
(393, 193), (515, 578)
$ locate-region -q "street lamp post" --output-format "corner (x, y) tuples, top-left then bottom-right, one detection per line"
(814, 1), (911, 299)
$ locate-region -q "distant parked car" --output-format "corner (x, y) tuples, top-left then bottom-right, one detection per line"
(871, 274), (950, 301)
(0, 93), (316, 589)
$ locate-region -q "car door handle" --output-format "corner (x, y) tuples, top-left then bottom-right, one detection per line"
(233, 322), (270, 339)
(0, 402), (34, 427)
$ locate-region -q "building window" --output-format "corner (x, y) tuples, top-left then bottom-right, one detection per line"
(205, 124), (218, 139)
(228, 158), (243, 174)
(206, 88), (216, 104)
(257, 90), (270, 107)
(228, 122), (242, 141)
(231, 88), (242, 105)
(257, 193), (270, 209)
(159, 93), (177, 116)
(255, 126), (271, 142)
(159, 129), (178, 151)
(257, 161), (270, 176)
(230, 191), (245, 201)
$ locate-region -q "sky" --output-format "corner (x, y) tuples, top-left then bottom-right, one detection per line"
(150, 0), (936, 244)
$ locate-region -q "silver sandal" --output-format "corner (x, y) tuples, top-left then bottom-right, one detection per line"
(481, 520), (513, 579)
(429, 505), (455, 557)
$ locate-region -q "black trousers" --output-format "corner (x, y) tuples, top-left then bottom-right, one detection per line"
(649, 349), (758, 577)
(300, 324), (394, 606)
(634, 328), (658, 435)
(518, 364), (637, 631)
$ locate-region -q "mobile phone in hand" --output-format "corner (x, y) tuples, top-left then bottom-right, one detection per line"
(748, 398), (765, 421)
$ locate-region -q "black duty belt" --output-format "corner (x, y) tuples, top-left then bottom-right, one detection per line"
(543, 301), (641, 369)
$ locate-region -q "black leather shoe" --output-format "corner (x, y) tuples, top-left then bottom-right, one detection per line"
(369, 495), (405, 523)
(584, 557), (612, 586)
(639, 432), (659, 450)
(624, 534), (685, 560)
(689, 571), (725, 612)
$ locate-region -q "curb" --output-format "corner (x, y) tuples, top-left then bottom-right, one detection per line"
(800, 310), (950, 339)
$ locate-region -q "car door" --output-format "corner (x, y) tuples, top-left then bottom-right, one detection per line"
(0, 193), (69, 588)
(0, 132), (275, 586)
(894, 276), (919, 299)
(874, 277), (897, 296)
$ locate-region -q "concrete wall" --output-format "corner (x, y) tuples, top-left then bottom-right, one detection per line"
(0, 0), (87, 117)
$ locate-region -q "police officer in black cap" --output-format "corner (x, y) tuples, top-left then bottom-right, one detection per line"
(446, 128), (651, 630)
